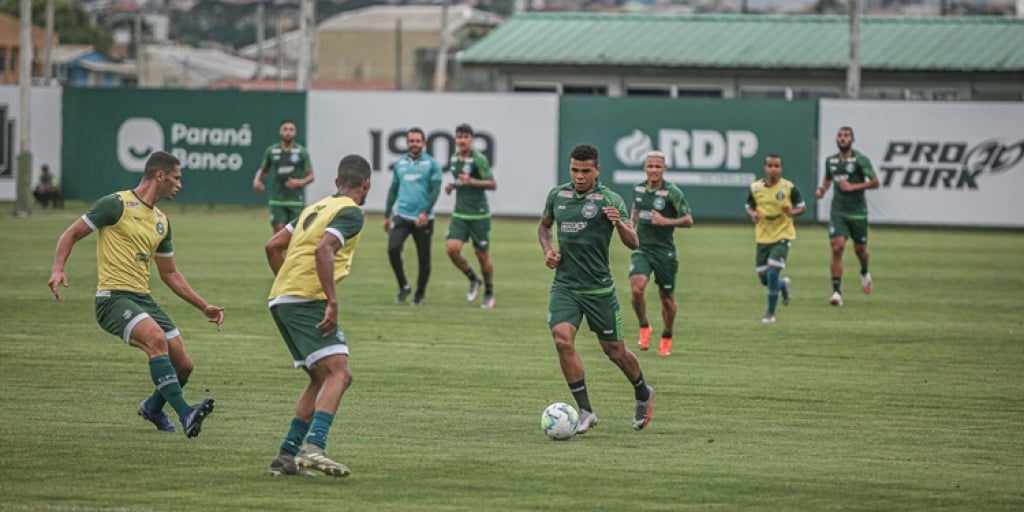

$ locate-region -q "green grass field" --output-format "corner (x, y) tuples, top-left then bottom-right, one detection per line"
(1, 203), (1022, 511)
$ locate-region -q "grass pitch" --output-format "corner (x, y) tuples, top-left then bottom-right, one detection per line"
(1, 203), (1022, 511)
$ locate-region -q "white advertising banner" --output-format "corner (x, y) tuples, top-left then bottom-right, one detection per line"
(818, 100), (1024, 227)
(306, 91), (559, 217)
(0, 86), (62, 202)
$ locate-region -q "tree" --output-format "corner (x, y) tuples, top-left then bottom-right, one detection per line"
(0, 0), (112, 53)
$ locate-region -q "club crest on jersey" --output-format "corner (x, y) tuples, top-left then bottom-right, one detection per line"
(155, 222), (165, 235)
(581, 202), (598, 219)
(653, 197), (666, 210)
(463, 164), (471, 173)
(290, 153), (300, 163)
(845, 161), (855, 173)
(775, 191), (786, 200)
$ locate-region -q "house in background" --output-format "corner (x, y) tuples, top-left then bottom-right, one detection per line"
(0, 12), (47, 84)
(140, 44), (290, 89)
(51, 45), (136, 87)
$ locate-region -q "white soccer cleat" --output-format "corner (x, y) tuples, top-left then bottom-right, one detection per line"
(829, 291), (843, 307)
(861, 273), (873, 295)
(575, 410), (598, 434)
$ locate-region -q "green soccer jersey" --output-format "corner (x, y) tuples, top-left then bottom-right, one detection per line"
(262, 142), (312, 206)
(448, 150), (492, 218)
(632, 180), (691, 258)
(824, 150), (876, 217)
(543, 182), (629, 292)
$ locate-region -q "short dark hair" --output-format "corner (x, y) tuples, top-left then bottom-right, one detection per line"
(455, 123), (474, 136)
(765, 154), (783, 164)
(407, 127), (425, 140)
(144, 151), (180, 178)
(570, 144), (599, 164)
(337, 154), (371, 188)
(280, 119), (296, 128)
(838, 126), (855, 137)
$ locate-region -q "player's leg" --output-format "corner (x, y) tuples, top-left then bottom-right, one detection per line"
(628, 252), (653, 350)
(548, 289), (594, 432)
(269, 305), (316, 475)
(388, 217), (413, 301)
(446, 218), (481, 301)
(828, 213), (850, 305)
(472, 219), (494, 307)
(652, 256), (678, 355)
(585, 292), (654, 430)
(763, 241), (790, 322)
(270, 205), (288, 233)
(851, 220), (872, 294)
(410, 219), (434, 304)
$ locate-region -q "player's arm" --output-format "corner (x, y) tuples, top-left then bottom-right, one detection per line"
(604, 196), (638, 250)
(155, 228), (224, 331)
(458, 155), (496, 190)
(287, 150), (315, 189)
(383, 166), (399, 231)
(253, 147), (271, 193)
(424, 158), (444, 212)
(314, 233), (343, 337)
(265, 223), (295, 275)
(630, 204), (639, 230)
(48, 218), (94, 301)
(848, 156), (880, 191)
(745, 191), (760, 224)
(784, 187), (807, 218)
(816, 162), (834, 199)
(538, 189), (560, 268)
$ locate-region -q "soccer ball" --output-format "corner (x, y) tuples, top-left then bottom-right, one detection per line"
(541, 402), (579, 440)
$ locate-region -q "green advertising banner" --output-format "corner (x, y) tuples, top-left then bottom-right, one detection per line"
(62, 88), (306, 205)
(559, 97), (817, 220)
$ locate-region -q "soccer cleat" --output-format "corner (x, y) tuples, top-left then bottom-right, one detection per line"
(861, 273), (873, 295)
(180, 397), (215, 439)
(269, 453), (316, 476)
(657, 337), (672, 357)
(781, 277), (791, 306)
(467, 279), (483, 302)
(137, 399), (178, 433)
(632, 386), (655, 431)
(637, 325), (652, 351)
(295, 443), (351, 478)
(761, 315), (776, 324)
(395, 285), (412, 303)
(480, 295), (496, 309)
(575, 410), (598, 434)
(829, 291), (844, 307)
(412, 295), (425, 306)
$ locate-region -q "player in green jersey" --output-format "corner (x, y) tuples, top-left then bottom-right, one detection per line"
(444, 124), (497, 308)
(264, 154), (372, 477)
(48, 151), (223, 438)
(815, 126), (880, 306)
(745, 155), (806, 323)
(253, 120), (315, 233)
(629, 151), (693, 357)
(538, 143), (655, 433)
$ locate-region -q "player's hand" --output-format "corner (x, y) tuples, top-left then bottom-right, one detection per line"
(649, 210), (668, 226)
(782, 205), (794, 216)
(48, 270), (68, 301)
(748, 211), (760, 224)
(815, 187), (825, 199)
(444, 182), (455, 195)
(285, 178), (303, 190)
(838, 180), (854, 192)
(544, 249), (562, 269)
(383, 217), (391, 232)
(415, 212), (429, 228)
(253, 181), (265, 193)
(459, 173), (471, 184)
(602, 206), (621, 226)
(316, 302), (338, 337)
(203, 304), (225, 331)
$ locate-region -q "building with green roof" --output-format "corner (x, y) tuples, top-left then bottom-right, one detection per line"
(459, 13), (1024, 100)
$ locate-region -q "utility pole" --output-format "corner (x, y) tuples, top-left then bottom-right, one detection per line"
(394, 18), (402, 91)
(15, 0), (33, 217)
(433, 0), (451, 92)
(44, 0), (54, 82)
(255, 2), (265, 80)
(135, 9), (145, 87)
(297, 0), (315, 90)
(276, 15), (284, 90)
(846, 0), (861, 99)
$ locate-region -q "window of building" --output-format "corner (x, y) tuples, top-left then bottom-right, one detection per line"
(739, 86), (790, 99)
(562, 84), (607, 96)
(512, 82), (558, 93)
(626, 85), (672, 97)
(677, 88), (723, 98)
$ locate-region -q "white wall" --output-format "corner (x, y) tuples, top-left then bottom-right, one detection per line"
(306, 91), (559, 217)
(0, 86), (62, 202)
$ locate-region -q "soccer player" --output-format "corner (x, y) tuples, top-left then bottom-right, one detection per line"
(253, 120), (315, 233)
(538, 143), (655, 434)
(629, 151), (693, 356)
(383, 127), (443, 306)
(444, 123), (497, 309)
(745, 154), (806, 323)
(264, 154), (372, 478)
(816, 126), (880, 306)
(47, 151), (222, 438)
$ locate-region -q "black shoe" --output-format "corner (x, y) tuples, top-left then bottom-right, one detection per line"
(412, 295), (425, 306)
(180, 397), (215, 439)
(395, 285), (412, 303)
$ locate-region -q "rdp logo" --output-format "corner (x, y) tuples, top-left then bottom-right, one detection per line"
(369, 128), (495, 171)
(615, 129), (758, 170)
(117, 118), (164, 172)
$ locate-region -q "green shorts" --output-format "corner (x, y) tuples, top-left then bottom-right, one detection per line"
(95, 290), (178, 344)
(755, 240), (792, 272)
(628, 250), (678, 293)
(270, 204), (304, 227)
(446, 216), (491, 251)
(270, 300), (349, 369)
(547, 286), (624, 342)
(829, 212), (869, 244)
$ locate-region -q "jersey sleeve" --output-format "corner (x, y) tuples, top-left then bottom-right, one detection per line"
(261, 145), (273, 169)
(83, 193), (124, 230)
(745, 188), (756, 210)
(474, 153), (493, 179)
(542, 187), (558, 219)
(430, 157), (443, 182)
(671, 187), (691, 216)
(823, 157), (834, 180)
(859, 153), (877, 179)
(790, 185), (805, 206)
(606, 191), (629, 222)
(325, 207), (365, 245)
(156, 220), (174, 256)
(302, 147), (313, 171)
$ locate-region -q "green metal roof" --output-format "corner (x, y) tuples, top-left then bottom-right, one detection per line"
(460, 13), (1024, 72)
